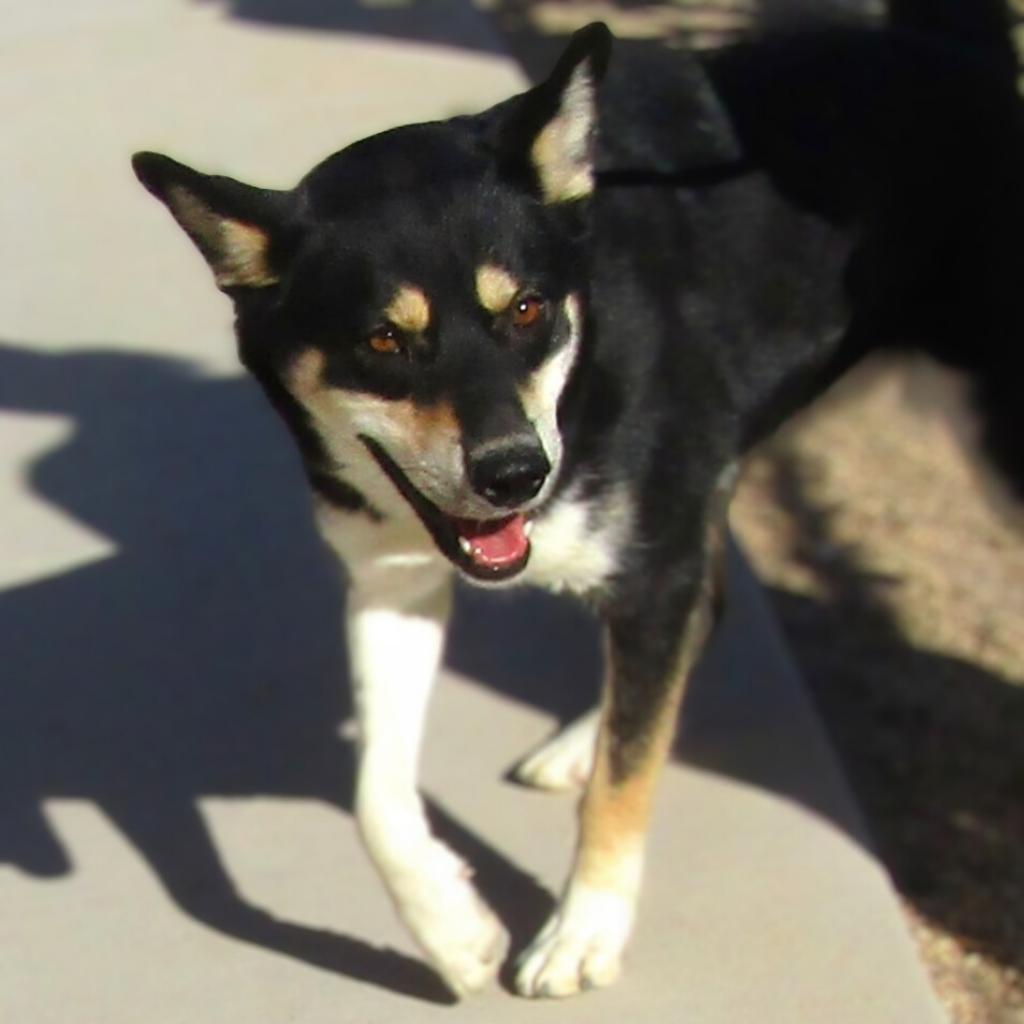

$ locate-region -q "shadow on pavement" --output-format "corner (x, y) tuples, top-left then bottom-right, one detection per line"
(746, 445), (1024, 982)
(196, 0), (878, 84)
(5, 335), (1018, 993)
(0, 341), (555, 1000)
(0, 333), (878, 998)
(192, 0), (508, 55)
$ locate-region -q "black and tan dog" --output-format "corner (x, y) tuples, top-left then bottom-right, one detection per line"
(133, 2), (1023, 1000)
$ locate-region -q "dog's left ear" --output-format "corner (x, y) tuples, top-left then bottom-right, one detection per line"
(492, 22), (612, 204)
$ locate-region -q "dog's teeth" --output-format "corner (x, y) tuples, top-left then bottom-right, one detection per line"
(458, 537), (474, 556)
(524, 520), (535, 538)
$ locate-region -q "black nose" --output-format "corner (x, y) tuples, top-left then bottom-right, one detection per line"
(467, 443), (551, 509)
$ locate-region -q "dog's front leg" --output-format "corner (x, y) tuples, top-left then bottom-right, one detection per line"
(345, 558), (509, 995)
(515, 560), (717, 998)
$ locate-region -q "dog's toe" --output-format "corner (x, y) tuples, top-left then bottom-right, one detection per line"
(514, 886), (632, 998)
(515, 924), (623, 998)
(392, 848), (509, 997)
(428, 897), (509, 996)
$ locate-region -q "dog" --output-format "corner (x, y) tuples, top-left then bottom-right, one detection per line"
(132, 3), (1023, 1000)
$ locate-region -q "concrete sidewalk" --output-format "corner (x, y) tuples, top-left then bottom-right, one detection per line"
(0, 2), (945, 1021)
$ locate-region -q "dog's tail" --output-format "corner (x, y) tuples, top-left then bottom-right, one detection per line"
(888, 0), (1017, 75)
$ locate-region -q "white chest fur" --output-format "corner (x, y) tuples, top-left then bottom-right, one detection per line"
(523, 484), (633, 596)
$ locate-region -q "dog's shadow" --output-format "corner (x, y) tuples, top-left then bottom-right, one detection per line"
(0, 335), (890, 999)
(0, 338), (906, 999)
(4, 338), (1021, 997)
(0, 340), (612, 1001)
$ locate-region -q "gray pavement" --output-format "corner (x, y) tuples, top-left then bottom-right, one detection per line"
(0, 2), (946, 1021)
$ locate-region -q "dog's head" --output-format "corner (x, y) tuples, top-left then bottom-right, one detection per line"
(133, 24), (611, 584)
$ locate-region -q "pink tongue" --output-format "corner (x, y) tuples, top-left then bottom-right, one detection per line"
(455, 515), (529, 569)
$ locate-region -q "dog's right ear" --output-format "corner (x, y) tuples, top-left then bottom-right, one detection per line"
(132, 152), (294, 292)
(489, 22), (612, 205)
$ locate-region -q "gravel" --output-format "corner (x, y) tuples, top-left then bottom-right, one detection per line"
(731, 356), (1024, 1024)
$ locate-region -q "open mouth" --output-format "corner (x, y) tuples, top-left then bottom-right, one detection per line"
(451, 514), (533, 577)
(360, 436), (533, 582)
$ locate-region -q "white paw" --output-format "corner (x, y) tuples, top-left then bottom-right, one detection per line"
(391, 843), (509, 997)
(513, 709), (599, 792)
(514, 885), (634, 998)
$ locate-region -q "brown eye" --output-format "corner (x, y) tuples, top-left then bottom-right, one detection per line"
(511, 295), (544, 328)
(367, 327), (402, 355)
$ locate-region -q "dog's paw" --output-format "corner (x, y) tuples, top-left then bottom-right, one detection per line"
(512, 710), (598, 792)
(514, 885), (634, 998)
(419, 895), (509, 997)
(393, 845), (509, 996)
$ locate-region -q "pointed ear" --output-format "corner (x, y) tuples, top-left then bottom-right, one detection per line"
(132, 152), (294, 291)
(493, 22), (612, 204)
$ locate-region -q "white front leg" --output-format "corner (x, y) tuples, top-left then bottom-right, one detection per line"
(339, 538), (508, 996)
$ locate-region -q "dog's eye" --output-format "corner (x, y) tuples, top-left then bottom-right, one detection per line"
(366, 327), (403, 356)
(511, 295), (545, 329)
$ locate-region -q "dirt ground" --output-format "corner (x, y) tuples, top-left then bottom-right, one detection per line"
(730, 359), (1024, 1024)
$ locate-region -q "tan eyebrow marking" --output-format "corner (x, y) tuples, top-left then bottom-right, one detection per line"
(475, 264), (520, 314)
(384, 285), (431, 334)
